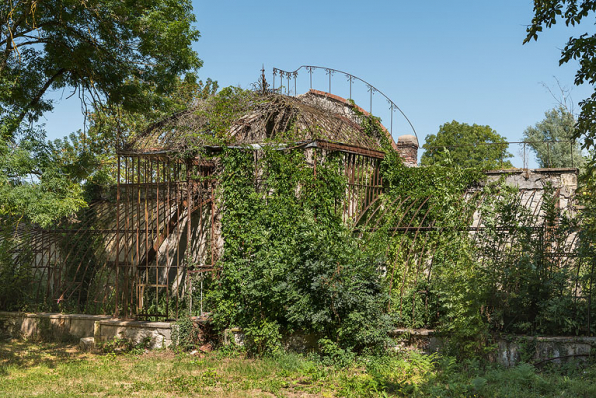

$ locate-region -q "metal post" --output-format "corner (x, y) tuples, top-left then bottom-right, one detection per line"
(348, 75), (353, 99)
(286, 72), (290, 95)
(523, 142), (527, 170)
(589, 261), (594, 336)
(187, 161), (192, 315)
(115, 156), (121, 318)
(155, 159), (160, 315)
(165, 159), (170, 319)
(390, 103), (394, 136)
(200, 277), (203, 316)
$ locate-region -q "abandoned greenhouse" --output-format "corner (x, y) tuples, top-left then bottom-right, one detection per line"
(1, 74), (594, 353)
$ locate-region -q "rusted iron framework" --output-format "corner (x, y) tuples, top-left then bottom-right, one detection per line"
(272, 65), (418, 141)
(5, 138), (384, 319)
(111, 141), (384, 319)
(3, 75), (591, 332)
(111, 154), (217, 319)
(6, 160), (589, 331)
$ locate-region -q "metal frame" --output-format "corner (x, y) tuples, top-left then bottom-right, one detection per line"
(273, 65), (418, 141)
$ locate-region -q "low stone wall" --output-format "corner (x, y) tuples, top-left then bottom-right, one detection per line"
(2, 312), (594, 364)
(497, 336), (596, 367)
(94, 319), (175, 349)
(393, 329), (596, 367)
(0, 311), (112, 342)
(0, 312), (175, 350)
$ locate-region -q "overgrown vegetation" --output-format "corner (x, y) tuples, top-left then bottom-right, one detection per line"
(3, 341), (596, 397)
(203, 110), (596, 358)
(2, 88), (595, 362)
(421, 121), (513, 169)
(209, 147), (392, 355)
(523, 106), (585, 169)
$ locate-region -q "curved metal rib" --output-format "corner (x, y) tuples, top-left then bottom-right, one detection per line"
(273, 65), (418, 141)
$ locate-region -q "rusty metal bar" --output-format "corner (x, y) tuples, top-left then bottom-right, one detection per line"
(115, 156), (121, 317)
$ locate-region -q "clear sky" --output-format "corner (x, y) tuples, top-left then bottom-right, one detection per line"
(44, 0), (594, 167)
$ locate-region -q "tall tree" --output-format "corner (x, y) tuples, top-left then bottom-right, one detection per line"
(421, 121), (513, 170)
(525, 1), (596, 149)
(1, 0), (201, 138)
(0, 0), (203, 225)
(523, 106), (585, 169)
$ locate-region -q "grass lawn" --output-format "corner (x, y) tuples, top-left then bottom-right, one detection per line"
(2, 340), (596, 397)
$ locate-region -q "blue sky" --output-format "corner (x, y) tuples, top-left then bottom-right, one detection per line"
(44, 0), (593, 167)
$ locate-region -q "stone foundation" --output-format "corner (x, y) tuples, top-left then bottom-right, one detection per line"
(2, 312), (594, 365)
(94, 319), (175, 349)
(0, 312), (175, 350)
(393, 328), (596, 367)
(0, 311), (112, 342)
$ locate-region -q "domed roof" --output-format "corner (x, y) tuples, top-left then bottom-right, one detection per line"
(121, 90), (394, 155)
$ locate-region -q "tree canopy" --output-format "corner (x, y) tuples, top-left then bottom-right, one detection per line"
(525, 0), (596, 149)
(0, 0), (203, 226)
(1, 0), (202, 139)
(523, 106), (585, 169)
(421, 121), (513, 169)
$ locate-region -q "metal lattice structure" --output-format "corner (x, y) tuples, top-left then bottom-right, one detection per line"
(3, 69), (591, 333)
(5, 83), (394, 319)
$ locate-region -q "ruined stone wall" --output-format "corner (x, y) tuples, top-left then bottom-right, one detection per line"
(470, 168), (578, 228)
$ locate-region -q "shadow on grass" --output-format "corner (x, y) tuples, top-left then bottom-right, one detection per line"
(0, 339), (80, 372)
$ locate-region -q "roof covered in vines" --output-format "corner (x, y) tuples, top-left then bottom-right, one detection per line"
(120, 89), (395, 156)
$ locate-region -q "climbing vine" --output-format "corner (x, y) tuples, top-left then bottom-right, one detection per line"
(208, 146), (392, 355)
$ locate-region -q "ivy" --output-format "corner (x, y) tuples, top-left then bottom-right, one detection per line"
(208, 147), (392, 355)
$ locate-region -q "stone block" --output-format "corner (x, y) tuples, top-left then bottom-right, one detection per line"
(79, 337), (95, 351)
(95, 320), (174, 349)
(223, 328), (245, 346)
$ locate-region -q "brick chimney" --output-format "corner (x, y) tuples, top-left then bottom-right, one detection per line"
(396, 134), (419, 167)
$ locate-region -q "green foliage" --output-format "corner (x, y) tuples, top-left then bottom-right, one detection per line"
(473, 181), (593, 336)
(0, 130), (88, 227)
(172, 317), (197, 351)
(421, 120), (513, 169)
(578, 153), (596, 246)
(195, 86), (259, 143)
(87, 76), (219, 157)
(0, 0), (202, 138)
(7, 340), (596, 397)
(0, 229), (34, 311)
(0, 0), (209, 232)
(524, 106), (585, 169)
(377, 146), (492, 357)
(99, 336), (152, 355)
(205, 114), (595, 359)
(208, 147), (393, 355)
(524, 1), (596, 150)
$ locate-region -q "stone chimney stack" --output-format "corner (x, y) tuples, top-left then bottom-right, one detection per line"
(396, 134), (419, 167)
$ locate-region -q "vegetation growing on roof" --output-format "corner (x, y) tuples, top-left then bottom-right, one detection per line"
(126, 88), (388, 156)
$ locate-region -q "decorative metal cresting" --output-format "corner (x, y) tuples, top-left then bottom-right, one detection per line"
(272, 65), (418, 142)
